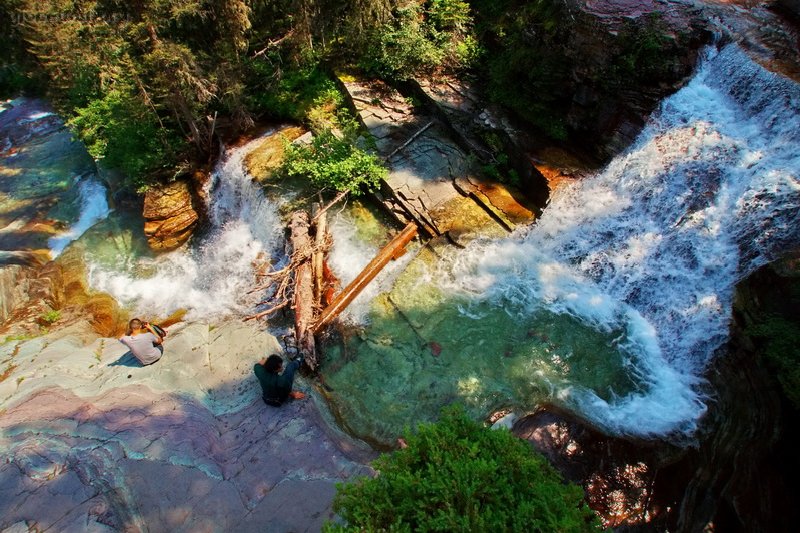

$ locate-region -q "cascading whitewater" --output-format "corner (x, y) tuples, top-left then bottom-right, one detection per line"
(447, 44), (800, 437)
(88, 135), (284, 319)
(49, 175), (111, 258)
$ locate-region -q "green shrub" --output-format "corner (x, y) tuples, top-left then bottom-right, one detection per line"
(472, 0), (570, 141)
(39, 309), (61, 325)
(360, 0), (482, 81)
(248, 57), (342, 122)
(68, 85), (183, 189)
(325, 405), (601, 532)
(282, 123), (386, 196)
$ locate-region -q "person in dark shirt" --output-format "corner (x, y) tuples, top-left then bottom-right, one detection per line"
(253, 354), (306, 407)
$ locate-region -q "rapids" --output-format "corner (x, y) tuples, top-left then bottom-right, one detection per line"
(441, 44), (800, 437)
(86, 135), (285, 319)
(72, 44), (799, 443)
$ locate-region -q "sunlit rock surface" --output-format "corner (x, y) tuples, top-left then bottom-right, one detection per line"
(143, 180), (199, 252)
(0, 320), (374, 532)
(244, 125), (306, 183)
(339, 77), (535, 242)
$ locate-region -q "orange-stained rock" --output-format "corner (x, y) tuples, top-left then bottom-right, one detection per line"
(143, 180), (199, 251)
(0, 245), (129, 338)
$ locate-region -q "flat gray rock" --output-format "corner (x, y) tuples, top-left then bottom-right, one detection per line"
(0, 320), (374, 532)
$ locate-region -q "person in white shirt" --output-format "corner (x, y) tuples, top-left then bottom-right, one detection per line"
(119, 318), (164, 365)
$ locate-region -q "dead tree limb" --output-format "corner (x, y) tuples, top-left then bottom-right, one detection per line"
(311, 188), (350, 224)
(312, 204), (327, 305)
(384, 121), (434, 162)
(313, 222), (418, 333)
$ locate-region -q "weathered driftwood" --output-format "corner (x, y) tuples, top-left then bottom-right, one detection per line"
(247, 206), (416, 372)
(290, 211), (318, 370)
(311, 188), (349, 224)
(313, 222), (418, 333)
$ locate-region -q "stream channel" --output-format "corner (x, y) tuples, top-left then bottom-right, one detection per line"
(14, 43), (800, 450)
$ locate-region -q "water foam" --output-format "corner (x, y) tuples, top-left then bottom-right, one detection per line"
(327, 212), (419, 324)
(88, 135), (284, 319)
(448, 45), (800, 437)
(49, 176), (111, 258)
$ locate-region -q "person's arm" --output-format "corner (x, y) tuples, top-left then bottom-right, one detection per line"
(143, 322), (162, 344)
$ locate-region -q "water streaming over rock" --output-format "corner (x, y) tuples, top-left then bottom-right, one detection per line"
(48, 175), (111, 257)
(87, 135), (285, 319)
(445, 44), (800, 437)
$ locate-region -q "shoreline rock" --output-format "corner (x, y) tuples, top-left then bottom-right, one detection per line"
(0, 319), (375, 531)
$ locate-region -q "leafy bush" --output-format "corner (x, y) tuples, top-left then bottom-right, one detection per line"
(39, 309), (61, 325)
(68, 86), (182, 189)
(469, 0), (570, 141)
(282, 122), (386, 196)
(325, 405), (601, 532)
(248, 57), (343, 123)
(361, 0), (482, 81)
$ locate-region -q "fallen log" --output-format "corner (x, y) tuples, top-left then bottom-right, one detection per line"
(312, 222), (418, 333)
(290, 211), (318, 370)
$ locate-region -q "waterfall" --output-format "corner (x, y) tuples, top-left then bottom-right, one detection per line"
(448, 45), (800, 437)
(48, 175), (111, 258)
(88, 135), (284, 319)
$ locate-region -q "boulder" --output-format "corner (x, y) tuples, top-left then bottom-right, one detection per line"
(244, 125), (306, 182)
(143, 179), (199, 251)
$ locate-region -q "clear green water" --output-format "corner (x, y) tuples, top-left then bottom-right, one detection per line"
(320, 247), (642, 448)
(0, 127), (94, 220)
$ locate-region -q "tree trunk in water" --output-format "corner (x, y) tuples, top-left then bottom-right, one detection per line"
(312, 205), (327, 305)
(290, 211), (317, 370)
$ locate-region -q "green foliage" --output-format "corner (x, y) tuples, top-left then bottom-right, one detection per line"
(68, 86), (182, 189)
(360, 0), (482, 81)
(2, 334), (34, 345)
(0, 0), (43, 97)
(325, 405), (600, 532)
(39, 310), (61, 325)
(248, 58), (342, 123)
(282, 124), (386, 196)
(6, 0), (254, 186)
(748, 315), (800, 410)
(470, 0), (571, 141)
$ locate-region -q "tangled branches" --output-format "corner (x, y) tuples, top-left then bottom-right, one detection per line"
(244, 212), (332, 322)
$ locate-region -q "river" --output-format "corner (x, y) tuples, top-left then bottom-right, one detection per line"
(37, 43), (799, 447)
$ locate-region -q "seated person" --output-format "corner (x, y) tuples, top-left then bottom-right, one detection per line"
(119, 318), (163, 366)
(254, 354), (305, 407)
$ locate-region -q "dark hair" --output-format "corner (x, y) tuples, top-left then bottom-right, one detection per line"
(264, 354), (283, 374)
(127, 318), (142, 335)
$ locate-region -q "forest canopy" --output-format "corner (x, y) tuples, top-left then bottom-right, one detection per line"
(0, 0), (478, 188)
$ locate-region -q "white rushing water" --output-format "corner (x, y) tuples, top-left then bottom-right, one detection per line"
(89, 136), (285, 319)
(448, 45), (800, 437)
(49, 175), (111, 258)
